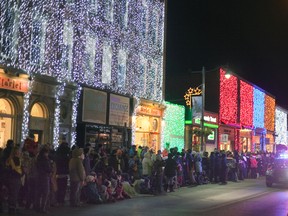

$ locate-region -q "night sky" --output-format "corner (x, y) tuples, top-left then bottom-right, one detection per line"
(165, 0), (288, 109)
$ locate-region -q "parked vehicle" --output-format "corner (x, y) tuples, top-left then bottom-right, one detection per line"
(265, 153), (288, 187)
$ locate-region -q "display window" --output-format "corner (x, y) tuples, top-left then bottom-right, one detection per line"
(135, 115), (160, 151)
(0, 98), (14, 148)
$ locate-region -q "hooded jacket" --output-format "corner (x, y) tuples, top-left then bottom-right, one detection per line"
(69, 148), (86, 182)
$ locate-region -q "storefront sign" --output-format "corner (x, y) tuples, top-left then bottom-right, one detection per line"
(0, 74), (28, 93)
(194, 113), (218, 125)
(82, 88), (107, 124)
(136, 105), (162, 117)
(109, 94), (130, 127)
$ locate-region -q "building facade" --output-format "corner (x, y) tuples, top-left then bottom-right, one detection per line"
(184, 67), (282, 153)
(0, 0), (167, 150)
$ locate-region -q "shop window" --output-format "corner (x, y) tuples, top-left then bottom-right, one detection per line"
(0, 99), (14, 148)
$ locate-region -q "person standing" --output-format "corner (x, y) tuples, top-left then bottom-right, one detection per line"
(219, 151), (228, 185)
(6, 146), (23, 214)
(142, 151), (153, 177)
(152, 154), (165, 195)
(164, 153), (177, 192)
(35, 146), (52, 213)
(69, 148), (86, 207)
(55, 141), (71, 206)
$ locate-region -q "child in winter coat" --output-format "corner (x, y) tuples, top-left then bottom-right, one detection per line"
(83, 173), (103, 204)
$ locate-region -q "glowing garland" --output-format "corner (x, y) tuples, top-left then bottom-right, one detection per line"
(264, 94), (275, 132)
(219, 69), (238, 124)
(275, 107), (287, 145)
(253, 88), (265, 128)
(71, 84), (82, 146)
(162, 101), (185, 151)
(1, 0), (165, 147)
(240, 81), (253, 128)
(131, 97), (141, 146)
(53, 82), (66, 147)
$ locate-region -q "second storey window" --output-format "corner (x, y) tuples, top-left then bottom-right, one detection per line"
(104, 0), (114, 22)
(102, 41), (112, 84)
(30, 13), (47, 66)
(117, 49), (127, 88)
(84, 35), (97, 83)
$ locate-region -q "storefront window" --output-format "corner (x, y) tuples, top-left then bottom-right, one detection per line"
(135, 115), (160, 151)
(0, 99), (13, 148)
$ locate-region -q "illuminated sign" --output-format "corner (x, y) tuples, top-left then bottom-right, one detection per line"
(0, 74), (29, 93)
(136, 105), (162, 117)
(194, 111), (218, 125)
(109, 94), (130, 127)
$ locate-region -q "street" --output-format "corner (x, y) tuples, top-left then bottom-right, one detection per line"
(4, 177), (288, 216)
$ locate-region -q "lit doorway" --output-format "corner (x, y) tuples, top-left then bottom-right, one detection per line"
(30, 102), (48, 145)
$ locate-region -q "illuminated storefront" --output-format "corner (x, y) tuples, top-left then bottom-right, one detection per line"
(192, 111), (218, 153)
(77, 88), (131, 150)
(134, 101), (164, 151)
(239, 129), (253, 153)
(219, 126), (235, 152)
(0, 68), (29, 147)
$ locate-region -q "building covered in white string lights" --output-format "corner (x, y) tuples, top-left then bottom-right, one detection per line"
(0, 0), (170, 151)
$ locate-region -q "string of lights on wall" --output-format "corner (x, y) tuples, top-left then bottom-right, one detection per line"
(1, 0), (166, 146)
(264, 94), (275, 132)
(275, 107), (288, 145)
(219, 68), (238, 125)
(240, 80), (253, 128)
(162, 101), (185, 151)
(53, 83), (66, 147)
(253, 88), (265, 129)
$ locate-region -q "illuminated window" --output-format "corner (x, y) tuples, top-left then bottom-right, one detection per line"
(0, 99), (14, 148)
(31, 103), (46, 118)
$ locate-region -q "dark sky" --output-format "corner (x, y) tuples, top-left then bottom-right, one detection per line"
(165, 0), (288, 108)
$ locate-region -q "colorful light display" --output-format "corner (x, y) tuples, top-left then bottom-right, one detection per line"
(253, 88), (265, 128)
(264, 94), (275, 132)
(162, 101), (185, 151)
(275, 107), (288, 145)
(1, 0), (166, 146)
(219, 68), (238, 124)
(240, 80), (253, 128)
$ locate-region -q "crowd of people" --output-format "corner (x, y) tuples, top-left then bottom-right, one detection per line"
(0, 137), (277, 214)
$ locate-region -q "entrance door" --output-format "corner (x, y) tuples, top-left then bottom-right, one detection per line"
(29, 130), (43, 145)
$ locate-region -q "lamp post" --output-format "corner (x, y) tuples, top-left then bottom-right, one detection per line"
(200, 66), (205, 152)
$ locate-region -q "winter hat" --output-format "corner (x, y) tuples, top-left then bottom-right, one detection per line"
(86, 175), (95, 183)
